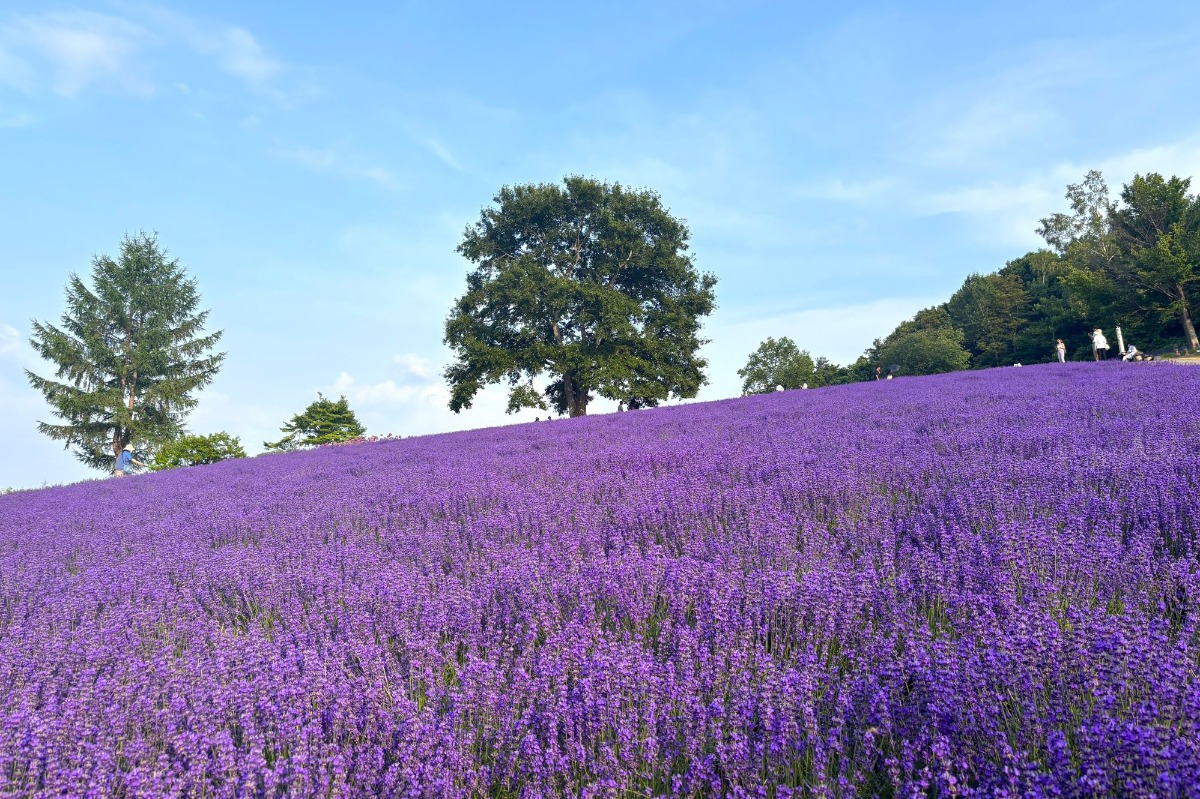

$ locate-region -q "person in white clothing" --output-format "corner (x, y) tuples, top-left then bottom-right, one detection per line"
(1091, 328), (1109, 361)
(1123, 345), (1140, 362)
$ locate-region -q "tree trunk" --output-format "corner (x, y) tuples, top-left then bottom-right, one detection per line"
(563, 370), (588, 417)
(1183, 310), (1200, 353)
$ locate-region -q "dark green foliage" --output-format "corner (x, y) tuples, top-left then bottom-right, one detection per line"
(444, 176), (717, 417)
(757, 170), (1199, 388)
(870, 307), (971, 376)
(946, 272), (1030, 367)
(265, 394), (366, 451)
(26, 233), (224, 471)
(1107, 174), (1200, 350)
(738, 337), (816, 394)
(150, 432), (247, 471)
(1037, 170), (1200, 353)
(998, 251), (1093, 362)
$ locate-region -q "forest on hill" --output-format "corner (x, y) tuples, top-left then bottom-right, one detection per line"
(741, 170), (1200, 393)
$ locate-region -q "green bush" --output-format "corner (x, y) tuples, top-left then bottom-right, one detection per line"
(151, 432), (247, 471)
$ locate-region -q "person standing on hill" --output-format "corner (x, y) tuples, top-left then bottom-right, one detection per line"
(113, 444), (145, 478)
(1055, 339), (1067, 363)
(1091, 328), (1110, 361)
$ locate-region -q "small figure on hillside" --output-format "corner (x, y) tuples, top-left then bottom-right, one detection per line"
(801, 382), (808, 390)
(774, 384), (784, 392)
(1091, 328), (1110, 361)
(1122, 345), (1140, 362)
(1055, 339), (1067, 363)
(1013, 362), (1022, 367)
(113, 444), (145, 478)
(875, 366), (881, 381)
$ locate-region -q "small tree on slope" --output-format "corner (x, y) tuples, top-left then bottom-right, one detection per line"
(265, 394), (366, 451)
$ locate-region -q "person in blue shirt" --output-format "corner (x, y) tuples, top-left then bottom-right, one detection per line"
(114, 444), (146, 478)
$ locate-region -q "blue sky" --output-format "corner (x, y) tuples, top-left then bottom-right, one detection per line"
(3, 1), (1200, 490)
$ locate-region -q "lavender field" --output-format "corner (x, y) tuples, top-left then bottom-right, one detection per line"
(2, 364), (1198, 798)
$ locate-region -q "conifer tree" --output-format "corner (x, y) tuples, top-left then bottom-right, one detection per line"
(264, 394), (366, 450)
(27, 233), (224, 470)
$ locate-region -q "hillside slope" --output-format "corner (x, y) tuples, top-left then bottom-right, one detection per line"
(2, 364), (1198, 796)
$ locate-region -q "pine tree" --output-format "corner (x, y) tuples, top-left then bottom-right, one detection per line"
(27, 233), (224, 471)
(264, 394), (366, 450)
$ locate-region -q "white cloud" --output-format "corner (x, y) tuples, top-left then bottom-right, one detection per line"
(211, 27), (279, 89)
(2, 11), (150, 97)
(393, 353), (437, 380)
(702, 295), (936, 397)
(900, 43), (1101, 171)
(0, 8), (291, 101)
(0, 323), (21, 358)
(908, 134), (1200, 249)
(792, 178), (894, 204)
(420, 137), (466, 172)
(330, 371), (448, 407)
(273, 143), (401, 190)
(1089, 139), (1200, 192)
(184, 388), (287, 453)
(0, 43), (34, 91)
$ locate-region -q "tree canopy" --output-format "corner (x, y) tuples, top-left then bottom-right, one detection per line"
(150, 432), (246, 471)
(265, 394), (366, 451)
(1107, 174), (1200, 350)
(444, 176), (717, 417)
(738, 337), (818, 394)
(870, 307), (971, 376)
(26, 233), (224, 470)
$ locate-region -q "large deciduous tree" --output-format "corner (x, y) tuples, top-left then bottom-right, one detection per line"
(1039, 171), (1200, 352)
(1108, 173), (1200, 351)
(444, 176), (717, 417)
(27, 233), (224, 471)
(737, 337), (816, 395)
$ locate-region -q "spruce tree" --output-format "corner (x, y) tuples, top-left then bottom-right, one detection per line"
(27, 233), (225, 471)
(264, 394), (366, 450)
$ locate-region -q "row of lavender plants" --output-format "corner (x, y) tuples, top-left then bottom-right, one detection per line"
(1, 363), (1197, 797)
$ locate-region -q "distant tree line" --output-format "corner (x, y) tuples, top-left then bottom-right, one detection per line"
(740, 170), (1200, 391)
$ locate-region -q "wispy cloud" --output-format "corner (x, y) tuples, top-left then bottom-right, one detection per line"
(210, 27), (279, 89)
(420, 137), (465, 172)
(393, 353), (437, 381)
(705, 296), (935, 384)
(273, 143), (401, 190)
(899, 44), (1101, 171)
(0, 323), (21, 358)
(1, 11), (150, 97)
(792, 177), (894, 204)
(0, 7), (291, 101)
(909, 134), (1200, 249)
(0, 43), (34, 92)
(0, 108), (33, 127)
(331, 371), (447, 407)
(323, 369), (556, 439)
